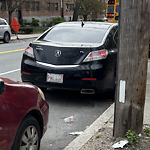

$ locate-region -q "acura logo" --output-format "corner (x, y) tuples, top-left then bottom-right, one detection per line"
(55, 50), (61, 57)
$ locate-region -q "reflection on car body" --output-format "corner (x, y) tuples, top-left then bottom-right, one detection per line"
(21, 22), (118, 94)
(0, 78), (49, 150)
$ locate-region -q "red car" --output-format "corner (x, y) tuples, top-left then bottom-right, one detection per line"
(0, 78), (49, 150)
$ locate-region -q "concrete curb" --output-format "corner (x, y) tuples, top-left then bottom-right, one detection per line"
(11, 34), (41, 41)
(63, 104), (114, 150)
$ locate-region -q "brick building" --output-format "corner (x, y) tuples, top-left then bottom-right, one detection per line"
(0, 0), (105, 23)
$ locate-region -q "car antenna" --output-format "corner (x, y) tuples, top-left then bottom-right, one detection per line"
(81, 21), (84, 27)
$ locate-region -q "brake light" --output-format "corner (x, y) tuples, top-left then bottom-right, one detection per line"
(83, 78), (97, 80)
(83, 50), (108, 62)
(24, 46), (34, 58)
(108, 14), (114, 17)
(21, 71), (31, 75)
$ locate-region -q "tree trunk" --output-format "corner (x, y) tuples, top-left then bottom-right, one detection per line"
(8, 11), (12, 25)
(83, 14), (87, 21)
(72, 1), (80, 21)
(72, 8), (78, 21)
(18, 0), (22, 23)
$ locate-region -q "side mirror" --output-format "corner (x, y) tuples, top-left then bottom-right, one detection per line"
(0, 79), (5, 95)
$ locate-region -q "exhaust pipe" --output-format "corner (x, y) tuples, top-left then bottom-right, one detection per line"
(80, 89), (95, 94)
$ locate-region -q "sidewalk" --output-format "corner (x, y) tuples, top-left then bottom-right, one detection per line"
(64, 60), (150, 150)
(11, 33), (41, 41)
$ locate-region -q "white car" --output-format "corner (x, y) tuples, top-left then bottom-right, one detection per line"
(0, 18), (11, 43)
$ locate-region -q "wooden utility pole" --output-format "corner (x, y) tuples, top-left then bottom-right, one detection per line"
(114, 0), (150, 138)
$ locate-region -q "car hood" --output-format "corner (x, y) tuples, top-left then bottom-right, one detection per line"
(2, 78), (35, 89)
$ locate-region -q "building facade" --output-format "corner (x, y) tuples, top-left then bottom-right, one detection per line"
(0, 0), (105, 23)
(0, 0), (75, 22)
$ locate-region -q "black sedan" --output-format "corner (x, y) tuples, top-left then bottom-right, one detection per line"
(21, 22), (118, 94)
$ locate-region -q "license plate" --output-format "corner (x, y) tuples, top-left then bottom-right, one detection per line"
(47, 73), (63, 83)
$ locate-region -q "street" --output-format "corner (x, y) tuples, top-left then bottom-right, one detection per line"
(0, 39), (114, 150)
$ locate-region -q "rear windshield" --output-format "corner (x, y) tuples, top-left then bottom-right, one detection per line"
(39, 26), (107, 44)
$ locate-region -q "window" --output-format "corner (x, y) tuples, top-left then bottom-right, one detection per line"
(113, 29), (118, 46)
(39, 26), (107, 44)
(106, 27), (118, 49)
(0, 0), (6, 11)
(47, 3), (58, 11)
(108, 6), (114, 13)
(0, 19), (6, 25)
(116, 5), (119, 13)
(26, 1), (40, 11)
(66, 3), (74, 11)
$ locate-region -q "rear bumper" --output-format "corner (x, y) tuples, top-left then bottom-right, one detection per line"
(21, 54), (116, 93)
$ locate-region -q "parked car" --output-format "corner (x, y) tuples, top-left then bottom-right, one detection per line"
(0, 18), (11, 43)
(0, 78), (49, 150)
(21, 22), (118, 94)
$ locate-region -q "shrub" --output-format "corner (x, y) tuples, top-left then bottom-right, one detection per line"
(19, 27), (33, 34)
(91, 18), (104, 22)
(19, 19), (27, 27)
(32, 18), (39, 26)
(40, 17), (65, 27)
(144, 128), (150, 137)
(41, 20), (47, 27)
(125, 130), (138, 145)
(50, 17), (66, 26)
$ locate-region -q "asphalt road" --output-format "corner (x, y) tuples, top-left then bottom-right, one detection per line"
(0, 39), (114, 150)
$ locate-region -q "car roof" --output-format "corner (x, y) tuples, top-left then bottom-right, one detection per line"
(55, 21), (118, 30)
(0, 18), (7, 23)
(0, 18), (6, 21)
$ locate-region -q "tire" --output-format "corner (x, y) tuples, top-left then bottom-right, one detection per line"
(12, 115), (41, 150)
(3, 32), (10, 43)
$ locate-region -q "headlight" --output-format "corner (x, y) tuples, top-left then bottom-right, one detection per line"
(37, 87), (45, 100)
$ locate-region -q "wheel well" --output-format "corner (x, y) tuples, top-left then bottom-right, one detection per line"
(26, 110), (44, 137)
(3, 31), (10, 38)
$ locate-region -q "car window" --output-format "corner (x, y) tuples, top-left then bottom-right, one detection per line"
(0, 19), (7, 25)
(105, 26), (118, 50)
(113, 29), (118, 45)
(39, 27), (108, 44)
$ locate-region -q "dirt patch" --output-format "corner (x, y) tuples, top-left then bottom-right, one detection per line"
(81, 123), (150, 150)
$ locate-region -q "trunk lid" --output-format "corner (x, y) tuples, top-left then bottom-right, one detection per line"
(31, 42), (95, 65)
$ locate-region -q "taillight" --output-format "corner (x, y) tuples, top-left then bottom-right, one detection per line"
(83, 50), (108, 62)
(24, 46), (34, 58)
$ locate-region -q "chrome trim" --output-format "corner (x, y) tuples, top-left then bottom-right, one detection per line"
(36, 46), (43, 51)
(36, 61), (79, 68)
(81, 89), (95, 94)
